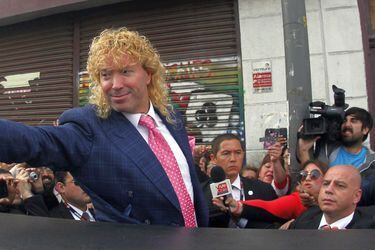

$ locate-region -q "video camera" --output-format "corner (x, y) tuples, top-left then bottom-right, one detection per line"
(301, 85), (348, 142)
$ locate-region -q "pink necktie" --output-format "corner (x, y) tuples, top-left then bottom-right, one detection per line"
(139, 115), (197, 228)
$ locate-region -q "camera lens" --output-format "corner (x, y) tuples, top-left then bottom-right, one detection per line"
(29, 172), (39, 181)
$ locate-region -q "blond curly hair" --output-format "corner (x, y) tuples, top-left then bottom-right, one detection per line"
(87, 27), (173, 122)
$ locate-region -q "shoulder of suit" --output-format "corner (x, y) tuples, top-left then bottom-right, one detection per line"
(241, 176), (274, 190)
(60, 104), (96, 118)
(299, 206), (322, 218)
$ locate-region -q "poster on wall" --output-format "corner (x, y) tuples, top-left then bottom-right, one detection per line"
(252, 61), (272, 93)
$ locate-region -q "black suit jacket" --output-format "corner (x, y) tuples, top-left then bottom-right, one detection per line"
(202, 176), (278, 228)
(49, 202), (96, 221)
(49, 202), (75, 219)
(290, 205), (375, 229)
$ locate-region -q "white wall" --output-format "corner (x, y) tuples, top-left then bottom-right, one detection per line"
(238, 0), (368, 166)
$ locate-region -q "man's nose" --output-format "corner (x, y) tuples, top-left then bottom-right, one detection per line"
(342, 120), (351, 127)
(229, 153), (236, 161)
(112, 72), (124, 89)
(324, 182), (334, 193)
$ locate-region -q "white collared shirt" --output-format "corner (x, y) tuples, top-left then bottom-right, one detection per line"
(122, 103), (194, 202)
(318, 212), (354, 229)
(231, 174), (247, 228)
(67, 203), (95, 222)
(231, 175), (242, 201)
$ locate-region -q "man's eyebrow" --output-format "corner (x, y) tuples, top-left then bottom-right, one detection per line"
(333, 180), (347, 186)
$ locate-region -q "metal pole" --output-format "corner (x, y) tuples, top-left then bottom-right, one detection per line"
(281, 0), (312, 181)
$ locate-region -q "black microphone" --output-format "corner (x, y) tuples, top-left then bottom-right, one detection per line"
(210, 165), (226, 183)
(209, 166), (232, 202)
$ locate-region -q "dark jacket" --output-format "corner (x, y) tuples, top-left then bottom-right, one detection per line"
(289, 205), (375, 229)
(202, 175), (278, 228)
(0, 105), (209, 226)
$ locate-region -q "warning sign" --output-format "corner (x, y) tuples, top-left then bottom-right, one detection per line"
(252, 61), (272, 93)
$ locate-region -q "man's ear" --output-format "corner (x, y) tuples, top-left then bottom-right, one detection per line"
(353, 189), (362, 205)
(54, 182), (65, 195)
(362, 127), (369, 136)
(146, 71), (152, 85)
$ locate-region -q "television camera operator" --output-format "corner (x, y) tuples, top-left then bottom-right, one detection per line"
(297, 86), (374, 206)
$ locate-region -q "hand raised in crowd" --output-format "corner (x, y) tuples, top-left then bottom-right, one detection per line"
(268, 142), (283, 162)
(15, 168), (44, 200)
(212, 196), (243, 217)
(296, 183), (317, 207)
(297, 125), (320, 164)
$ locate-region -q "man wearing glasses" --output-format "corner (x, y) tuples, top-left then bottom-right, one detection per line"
(51, 171), (95, 222)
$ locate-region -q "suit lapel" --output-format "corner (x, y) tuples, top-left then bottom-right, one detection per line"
(58, 202), (75, 219)
(346, 210), (359, 229)
(101, 110), (180, 211)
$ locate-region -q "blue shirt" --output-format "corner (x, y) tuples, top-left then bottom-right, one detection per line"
(329, 146), (367, 168)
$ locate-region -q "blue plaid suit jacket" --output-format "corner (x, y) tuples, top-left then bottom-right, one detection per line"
(0, 105), (208, 226)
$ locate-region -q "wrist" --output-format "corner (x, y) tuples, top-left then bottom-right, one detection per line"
(21, 190), (34, 200)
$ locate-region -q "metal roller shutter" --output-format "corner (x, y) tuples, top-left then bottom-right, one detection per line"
(79, 0), (244, 144)
(0, 15), (74, 126)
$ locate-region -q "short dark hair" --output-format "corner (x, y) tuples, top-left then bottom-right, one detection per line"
(345, 107), (373, 141)
(54, 171), (69, 184)
(211, 134), (244, 156)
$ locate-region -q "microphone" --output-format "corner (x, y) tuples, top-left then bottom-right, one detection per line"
(209, 166), (232, 199)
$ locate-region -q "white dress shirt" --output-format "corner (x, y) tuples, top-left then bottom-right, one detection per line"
(67, 203), (95, 222)
(122, 103), (194, 202)
(231, 175), (247, 228)
(318, 212), (354, 229)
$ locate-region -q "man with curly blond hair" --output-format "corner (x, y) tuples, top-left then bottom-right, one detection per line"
(0, 27), (208, 227)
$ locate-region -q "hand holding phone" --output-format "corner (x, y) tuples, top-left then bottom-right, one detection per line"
(263, 128), (287, 149)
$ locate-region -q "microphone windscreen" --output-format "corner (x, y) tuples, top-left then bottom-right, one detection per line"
(210, 166), (226, 183)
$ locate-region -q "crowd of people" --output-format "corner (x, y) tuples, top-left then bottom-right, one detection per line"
(0, 27), (374, 231)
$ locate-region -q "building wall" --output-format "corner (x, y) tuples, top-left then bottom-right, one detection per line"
(238, 0), (368, 166)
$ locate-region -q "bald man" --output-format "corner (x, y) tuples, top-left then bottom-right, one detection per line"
(290, 165), (375, 229)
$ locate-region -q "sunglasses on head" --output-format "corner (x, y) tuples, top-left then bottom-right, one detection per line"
(299, 169), (322, 181)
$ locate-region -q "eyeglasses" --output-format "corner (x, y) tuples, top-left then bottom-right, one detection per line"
(299, 169), (322, 181)
(65, 180), (78, 186)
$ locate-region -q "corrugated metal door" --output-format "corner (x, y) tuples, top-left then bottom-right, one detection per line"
(0, 15), (74, 125)
(79, 0), (244, 144)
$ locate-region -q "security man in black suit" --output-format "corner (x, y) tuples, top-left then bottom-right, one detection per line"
(51, 171), (95, 221)
(290, 165), (375, 229)
(202, 134), (278, 228)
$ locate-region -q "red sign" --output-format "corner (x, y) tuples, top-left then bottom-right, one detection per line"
(252, 61), (272, 93)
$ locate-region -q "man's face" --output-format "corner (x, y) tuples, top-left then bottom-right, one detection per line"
(213, 139), (244, 181)
(318, 166), (362, 219)
(341, 115), (369, 145)
(60, 173), (91, 209)
(100, 56), (151, 114)
(39, 167), (55, 192)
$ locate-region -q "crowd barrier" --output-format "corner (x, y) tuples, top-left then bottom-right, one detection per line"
(0, 213), (373, 250)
